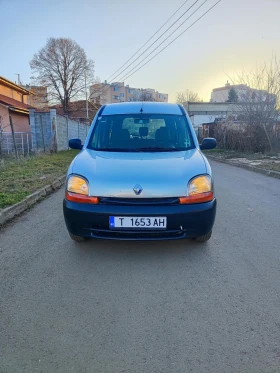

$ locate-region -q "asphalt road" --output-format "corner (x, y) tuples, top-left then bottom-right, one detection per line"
(1, 161), (280, 373)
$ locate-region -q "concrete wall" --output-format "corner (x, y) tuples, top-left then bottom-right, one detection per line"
(185, 102), (241, 115)
(29, 109), (89, 152)
(184, 102), (242, 129)
(190, 114), (226, 128)
(56, 114), (68, 151)
(29, 109), (54, 151)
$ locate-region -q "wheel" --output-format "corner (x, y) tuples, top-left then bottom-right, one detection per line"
(195, 230), (212, 242)
(69, 232), (86, 242)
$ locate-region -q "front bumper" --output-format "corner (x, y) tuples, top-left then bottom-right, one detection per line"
(63, 198), (217, 241)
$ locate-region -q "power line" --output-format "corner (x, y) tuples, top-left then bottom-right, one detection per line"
(120, 0), (209, 82)
(109, 0), (198, 83)
(121, 0), (222, 82)
(108, 0), (201, 83)
(106, 0), (190, 81)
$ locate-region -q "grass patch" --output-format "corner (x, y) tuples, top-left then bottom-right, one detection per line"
(203, 149), (268, 160)
(0, 150), (78, 209)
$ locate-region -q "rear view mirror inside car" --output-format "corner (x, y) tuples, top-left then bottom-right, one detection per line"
(134, 118), (150, 124)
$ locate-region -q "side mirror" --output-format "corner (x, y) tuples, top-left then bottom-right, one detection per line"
(200, 138), (217, 150)
(69, 138), (83, 150)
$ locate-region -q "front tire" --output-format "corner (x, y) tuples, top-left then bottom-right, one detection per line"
(195, 230), (212, 242)
(69, 232), (86, 242)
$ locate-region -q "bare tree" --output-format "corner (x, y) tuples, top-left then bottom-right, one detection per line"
(232, 56), (280, 153)
(30, 38), (94, 114)
(130, 91), (158, 102)
(176, 89), (202, 104)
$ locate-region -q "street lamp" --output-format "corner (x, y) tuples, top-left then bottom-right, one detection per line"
(84, 72), (89, 121)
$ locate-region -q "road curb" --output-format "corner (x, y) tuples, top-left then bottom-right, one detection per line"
(206, 155), (280, 179)
(0, 175), (66, 226)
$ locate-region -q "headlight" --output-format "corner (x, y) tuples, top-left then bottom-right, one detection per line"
(67, 175), (89, 195)
(179, 175), (213, 204)
(66, 175), (98, 204)
(188, 175), (212, 195)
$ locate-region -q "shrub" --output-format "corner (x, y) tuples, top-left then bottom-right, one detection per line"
(212, 121), (269, 153)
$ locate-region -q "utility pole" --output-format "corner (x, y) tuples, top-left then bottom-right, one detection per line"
(9, 115), (19, 159)
(85, 72), (89, 121)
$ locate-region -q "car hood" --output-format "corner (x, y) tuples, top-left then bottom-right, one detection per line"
(71, 148), (207, 198)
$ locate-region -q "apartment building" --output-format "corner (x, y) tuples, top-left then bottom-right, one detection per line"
(20, 85), (48, 109)
(211, 81), (276, 104)
(90, 81), (168, 105)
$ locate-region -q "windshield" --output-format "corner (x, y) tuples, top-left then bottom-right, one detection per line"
(88, 114), (194, 152)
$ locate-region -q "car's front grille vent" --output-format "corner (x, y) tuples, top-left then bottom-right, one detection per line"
(98, 197), (179, 206)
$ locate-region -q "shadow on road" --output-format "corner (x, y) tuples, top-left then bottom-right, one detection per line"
(68, 236), (213, 264)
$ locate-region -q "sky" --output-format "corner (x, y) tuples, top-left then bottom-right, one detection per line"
(0, 0), (280, 102)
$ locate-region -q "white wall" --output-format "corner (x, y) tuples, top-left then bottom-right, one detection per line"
(191, 114), (226, 128)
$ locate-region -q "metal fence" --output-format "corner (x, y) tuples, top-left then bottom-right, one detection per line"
(0, 132), (32, 156)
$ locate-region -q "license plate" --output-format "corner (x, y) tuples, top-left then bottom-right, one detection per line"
(109, 216), (167, 229)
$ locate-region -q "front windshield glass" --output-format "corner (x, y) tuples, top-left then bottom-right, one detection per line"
(88, 114), (194, 152)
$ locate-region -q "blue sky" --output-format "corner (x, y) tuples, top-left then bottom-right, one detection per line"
(1, 0), (279, 101)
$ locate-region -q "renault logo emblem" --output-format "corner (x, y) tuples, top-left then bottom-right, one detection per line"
(133, 184), (143, 195)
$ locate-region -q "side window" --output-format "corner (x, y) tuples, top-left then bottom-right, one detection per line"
(176, 117), (191, 147)
(91, 117), (112, 148)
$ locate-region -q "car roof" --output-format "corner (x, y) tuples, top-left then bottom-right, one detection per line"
(102, 102), (183, 115)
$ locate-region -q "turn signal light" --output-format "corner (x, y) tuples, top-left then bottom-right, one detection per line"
(65, 191), (99, 204)
(179, 192), (214, 204)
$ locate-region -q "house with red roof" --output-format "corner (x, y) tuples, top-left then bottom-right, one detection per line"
(0, 76), (34, 132)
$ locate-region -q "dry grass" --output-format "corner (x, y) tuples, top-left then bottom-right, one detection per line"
(204, 149), (280, 172)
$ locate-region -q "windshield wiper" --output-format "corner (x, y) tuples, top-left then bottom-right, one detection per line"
(93, 147), (140, 152)
(92, 147), (187, 152)
(137, 147), (186, 152)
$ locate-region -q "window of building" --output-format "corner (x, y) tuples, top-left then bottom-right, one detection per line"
(120, 93), (124, 97)
(113, 95), (120, 100)
(129, 89), (134, 94)
(113, 86), (119, 92)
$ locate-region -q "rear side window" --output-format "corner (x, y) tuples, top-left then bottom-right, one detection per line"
(88, 114), (194, 152)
